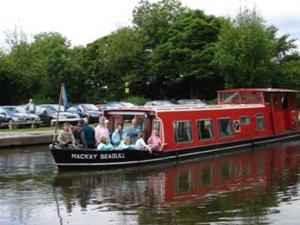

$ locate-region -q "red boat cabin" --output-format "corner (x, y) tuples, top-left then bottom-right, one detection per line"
(104, 88), (300, 152)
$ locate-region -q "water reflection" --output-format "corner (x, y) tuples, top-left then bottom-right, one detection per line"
(53, 141), (300, 224)
(1, 142), (300, 224)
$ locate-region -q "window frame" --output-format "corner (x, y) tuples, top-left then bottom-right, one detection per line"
(218, 117), (233, 138)
(173, 120), (193, 144)
(256, 113), (265, 131)
(240, 116), (251, 125)
(196, 119), (214, 141)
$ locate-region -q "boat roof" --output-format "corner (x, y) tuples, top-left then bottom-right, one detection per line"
(105, 103), (265, 115)
(218, 88), (299, 93)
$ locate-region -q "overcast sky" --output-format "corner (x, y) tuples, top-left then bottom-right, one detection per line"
(1, 0), (299, 48)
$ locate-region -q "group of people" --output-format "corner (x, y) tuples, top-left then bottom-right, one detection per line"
(56, 116), (162, 153)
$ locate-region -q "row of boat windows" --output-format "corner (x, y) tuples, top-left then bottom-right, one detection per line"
(173, 114), (265, 143)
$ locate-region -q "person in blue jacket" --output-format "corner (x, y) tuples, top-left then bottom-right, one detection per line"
(97, 136), (113, 150)
(111, 123), (127, 146)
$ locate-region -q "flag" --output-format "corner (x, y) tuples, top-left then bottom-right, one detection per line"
(61, 84), (69, 111)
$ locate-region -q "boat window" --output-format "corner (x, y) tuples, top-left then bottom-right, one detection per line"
(240, 116), (250, 125)
(219, 92), (240, 104)
(264, 93), (271, 106)
(173, 121), (193, 143)
(218, 118), (233, 137)
(219, 91), (263, 104)
(282, 94), (288, 109)
(152, 120), (161, 134)
(197, 120), (214, 140)
(123, 115), (145, 132)
(256, 114), (265, 131)
(240, 91), (263, 104)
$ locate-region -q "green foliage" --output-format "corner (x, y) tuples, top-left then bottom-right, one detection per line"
(214, 8), (298, 88)
(123, 96), (149, 106)
(133, 0), (187, 47)
(0, 2), (299, 106)
(150, 10), (223, 99)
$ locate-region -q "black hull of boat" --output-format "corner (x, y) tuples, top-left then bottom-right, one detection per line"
(50, 131), (300, 169)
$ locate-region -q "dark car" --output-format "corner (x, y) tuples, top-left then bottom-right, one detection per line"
(177, 99), (206, 106)
(67, 104), (103, 123)
(1, 106), (38, 122)
(37, 104), (80, 126)
(0, 107), (11, 127)
(16, 105), (41, 121)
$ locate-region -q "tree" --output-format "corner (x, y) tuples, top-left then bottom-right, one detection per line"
(133, 0), (187, 48)
(84, 27), (150, 101)
(150, 10), (223, 99)
(214, 8), (297, 88)
(30, 32), (74, 102)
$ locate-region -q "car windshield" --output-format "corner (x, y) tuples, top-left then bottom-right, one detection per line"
(41, 105), (64, 112)
(145, 101), (174, 106)
(3, 107), (19, 114)
(121, 102), (135, 107)
(0, 108), (6, 114)
(82, 104), (98, 111)
(44, 107), (57, 114)
(177, 99), (205, 105)
(16, 106), (27, 113)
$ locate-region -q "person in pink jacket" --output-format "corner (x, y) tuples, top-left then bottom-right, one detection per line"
(147, 129), (162, 151)
(95, 116), (110, 145)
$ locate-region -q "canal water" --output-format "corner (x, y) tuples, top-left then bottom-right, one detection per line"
(1, 142), (300, 225)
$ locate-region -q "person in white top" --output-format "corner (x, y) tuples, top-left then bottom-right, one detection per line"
(135, 132), (152, 153)
(26, 98), (36, 114)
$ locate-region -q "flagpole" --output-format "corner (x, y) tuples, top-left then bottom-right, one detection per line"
(53, 83), (63, 144)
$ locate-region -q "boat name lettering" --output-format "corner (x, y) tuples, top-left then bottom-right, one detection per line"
(71, 153), (98, 160)
(100, 153), (125, 160)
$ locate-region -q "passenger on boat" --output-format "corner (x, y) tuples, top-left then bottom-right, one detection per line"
(116, 136), (135, 150)
(111, 123), (127, 146)
(95, 116), (110, 145)
(127, 117), (141, 144)
(97, 136), (113, 150)
(72, 119), (85, 144)
(135, 132), (152, 153)
(82, 119), (95, 148)
(57, 122), (76, 147)
(147, 129), (162, 151)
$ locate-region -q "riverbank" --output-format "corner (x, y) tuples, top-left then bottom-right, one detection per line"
(0, 130), (54, 148)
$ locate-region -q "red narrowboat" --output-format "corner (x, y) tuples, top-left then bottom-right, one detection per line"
(50, 88), (300, 169)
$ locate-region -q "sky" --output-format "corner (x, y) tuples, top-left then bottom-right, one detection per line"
(0, 0), (300, 48)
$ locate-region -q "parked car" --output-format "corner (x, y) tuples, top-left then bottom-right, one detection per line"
(144, 100), (175, 107)
(67, 104), (103, 123)
(0, 107), (11, 127)
(1, 106), (39, 122)
(177, 99), (206, 105)
(97, 101), (136, 111)
(37, 104), (80, 126)
(16, 105), (41, 121)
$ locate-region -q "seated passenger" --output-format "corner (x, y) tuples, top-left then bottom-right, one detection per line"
(147, 129), (162, 151)
(57, 122), (76, 147)
(116, 136), (135, 150)
(135, 132), (151, 153)
(97, 136), (113, 151)
(111, 123), (127, 146)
